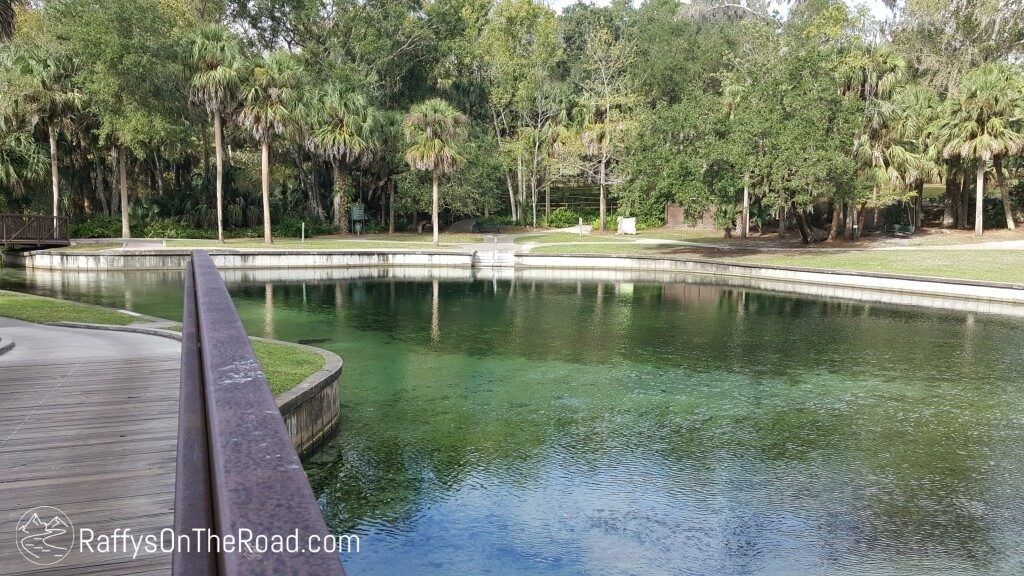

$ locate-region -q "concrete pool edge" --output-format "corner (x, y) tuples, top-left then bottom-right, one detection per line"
(515, 253), (1024, 316)
(6, 248), (1024, 316)
(4, 248), (473, 270)
(41, 320), (343, 457)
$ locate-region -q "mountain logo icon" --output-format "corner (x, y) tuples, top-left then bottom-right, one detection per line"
(16, 506), (75, 566)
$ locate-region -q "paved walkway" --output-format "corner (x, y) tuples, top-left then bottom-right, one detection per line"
(0, 318), (179, 575)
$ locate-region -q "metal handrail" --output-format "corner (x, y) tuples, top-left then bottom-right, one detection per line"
(173, 250), (346, 576)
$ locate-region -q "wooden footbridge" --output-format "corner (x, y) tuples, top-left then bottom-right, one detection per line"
(0, 251), (345, 575)
(0, 214), (70, 248)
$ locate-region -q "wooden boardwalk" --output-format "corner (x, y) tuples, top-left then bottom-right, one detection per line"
(0, 318), (178, 575)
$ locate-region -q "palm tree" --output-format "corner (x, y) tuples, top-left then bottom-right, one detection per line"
(307, 90), (376, 232)
(844, 44), (907, 237)
(0, 114), (46, 196)
(5, 48), (81, 220)
(934, 64), (1023, 236)
(238, 51), (300, 244)
(890, 84), (942, 228)
(402, 99), (468, 246)
(188, 24), (246, 243)
(363, 110), (405, 233)
(853, 85), (939, 223)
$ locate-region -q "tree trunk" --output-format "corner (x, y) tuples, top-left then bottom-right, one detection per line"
(792, 202), (811, 244)
(915, 180), (924, 228)
(118, 146), (130, 239)
(49, 124), (59, 219)
(516, 154), (525, 224)
(848, 202), (866, 242)
(431, 171), (440, 246)
(741, 181), (750, 239)
(531, 174), (537, 228)
(261, 140), (272, 244)
(332, 161), (349, 233)
(388, 179), (395, 234)
(827, 203), (841, 241)
(153, 152), (165, 196)
(599, 158), (607, 231)
(505, 172), (517, 224)
(975, 158), (985, 237)
(0, 0), (15, 42)
(960, 174), (970, 230)
(214, 110), (225, 242)
(202, 123), (211, 190)
(943, 169), (958, 228)
(110, 147), (120, 214)
(95, 152), (109, 216)
(994, 156), (1015, 231)
(778, 204), (787, 238)
(544, 179), (551, 224)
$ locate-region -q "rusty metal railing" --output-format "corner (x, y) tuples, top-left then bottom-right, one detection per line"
(173, 250), (346, 576)
(0, 214), (69, 246)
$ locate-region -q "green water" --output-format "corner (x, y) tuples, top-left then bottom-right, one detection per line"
(3, 267), (1024, 575)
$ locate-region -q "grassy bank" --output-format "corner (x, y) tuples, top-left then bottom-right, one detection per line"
(529, 243), (666, 255)
(0, 290), (325, 395)
(724, 249), (1024, 284)
(0, 290), (138, 324)
(526, 245), (1024, 284)
(252, 340), (325, 396)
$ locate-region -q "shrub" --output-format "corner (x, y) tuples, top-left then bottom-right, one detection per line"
(70, 216), (122, 238)
(142, 218), (215, 239)
(69, 215), (338, 240)
(544, 207), (584, 228)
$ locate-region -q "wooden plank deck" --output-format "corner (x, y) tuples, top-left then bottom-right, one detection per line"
(0, 318), (178, 575)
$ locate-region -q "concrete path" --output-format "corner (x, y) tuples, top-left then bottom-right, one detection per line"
(458, 233), (525, 256)
(0, 318), (179, 576)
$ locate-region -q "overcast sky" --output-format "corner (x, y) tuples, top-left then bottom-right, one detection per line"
(544, 0), (895, 21)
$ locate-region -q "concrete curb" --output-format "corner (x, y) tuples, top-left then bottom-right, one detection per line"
(0, 335), (13, 356)
(520, 252), (1024, 291)
(46, 321), (343, 456)
(6, 249), (473, 271)
(515, 253), (1024, 316)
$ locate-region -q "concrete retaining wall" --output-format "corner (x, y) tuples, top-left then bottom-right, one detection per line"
(8, 248), (1024, 317)
(7, 249), (473, 271)
(271, 339), (343, 458)
(517, 254), (1024, 316)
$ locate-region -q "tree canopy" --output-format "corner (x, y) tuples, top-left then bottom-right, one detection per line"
(1, 0), (1023, 240)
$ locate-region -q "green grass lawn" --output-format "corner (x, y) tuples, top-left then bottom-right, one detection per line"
(517, 229), (730, 245)
(0, 290), (138, 324)
(528, 243), (667, 255)
(723, 249), (1024, 284)
(55, 242), (127, 252)
(164, 238), (453, 250)
(636, 229), (732, 243)
(527, 245), (1024, 284)
(160, 233), (482, 249)
(251, 339), (326, 396)
(902, 229), (1024, 246)
(922, 183), (944, 200)
(515, 233), (625, 244)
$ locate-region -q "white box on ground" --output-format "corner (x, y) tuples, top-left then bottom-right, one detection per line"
(617, 217), (636, 235)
